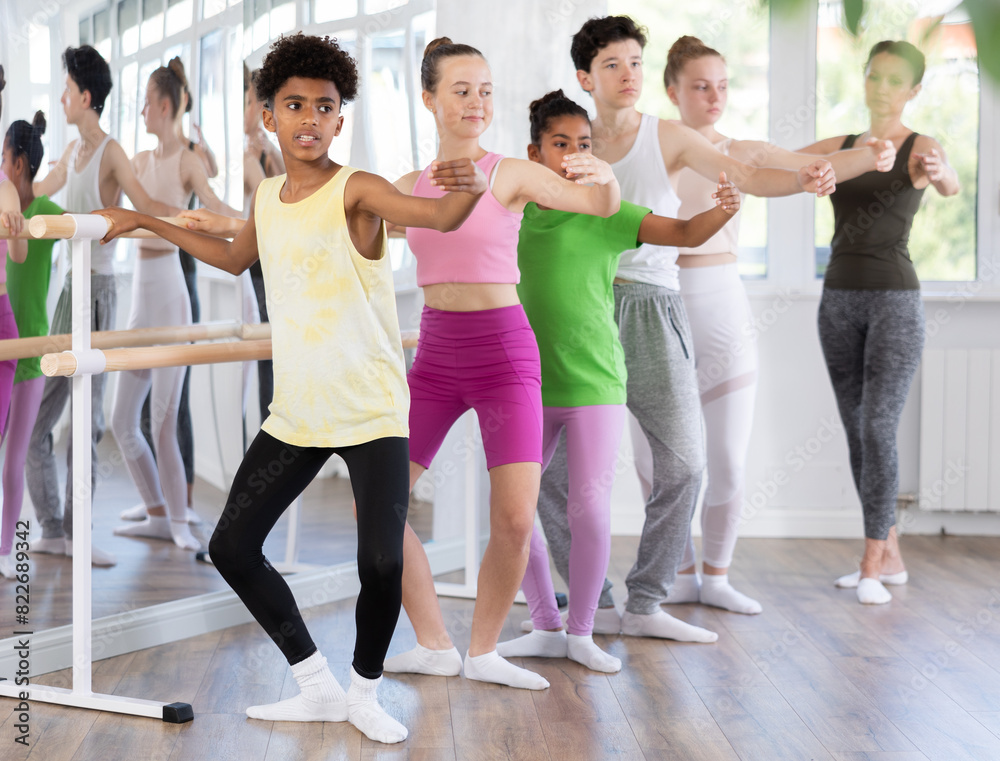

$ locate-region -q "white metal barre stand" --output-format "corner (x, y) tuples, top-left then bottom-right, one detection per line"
(0, 215), (191, 723)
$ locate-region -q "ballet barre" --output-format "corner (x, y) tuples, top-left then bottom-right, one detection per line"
(0, 320), (271, 362)
(41, 339), (273, 377)
(0, 214), (193, 240)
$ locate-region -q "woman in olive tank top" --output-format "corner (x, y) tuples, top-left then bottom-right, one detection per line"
(800, 41), (959, 605)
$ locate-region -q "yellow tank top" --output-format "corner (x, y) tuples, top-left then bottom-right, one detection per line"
(254, 166), (409, 447)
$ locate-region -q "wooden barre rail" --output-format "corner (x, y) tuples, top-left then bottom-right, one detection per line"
(0, 215), (194, 240)
(0, 321), (271, 362)
(41, 331), (419, 377)
(42, 339), (274, 377)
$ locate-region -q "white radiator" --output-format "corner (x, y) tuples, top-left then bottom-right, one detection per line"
(919, 348), (1000, 512)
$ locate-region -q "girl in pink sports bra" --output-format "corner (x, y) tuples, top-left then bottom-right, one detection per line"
(110, 58), (242, 552)
(381, 37), (620, 691)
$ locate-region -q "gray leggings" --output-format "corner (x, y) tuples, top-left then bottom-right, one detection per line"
(817, 288), (924, 540)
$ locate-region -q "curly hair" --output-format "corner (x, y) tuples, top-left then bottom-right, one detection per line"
(528, 90), (589, 146)
(255, 34), (359, 108)
(571, 16), (647, 73)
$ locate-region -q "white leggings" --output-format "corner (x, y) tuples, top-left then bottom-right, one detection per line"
(111, 253), (192, 522)
(631, 263), (757, 569)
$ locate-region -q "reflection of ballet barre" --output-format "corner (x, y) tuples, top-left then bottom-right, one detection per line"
(0, 320), (271, 361)
(0, 214), (195, 240)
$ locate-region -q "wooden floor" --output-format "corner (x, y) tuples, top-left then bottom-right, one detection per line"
(2, 532), (1000, 759)
(2, 442), (1000, 759)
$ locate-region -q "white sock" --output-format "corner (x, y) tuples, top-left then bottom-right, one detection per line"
(666, 573), (701, 604)
(567, 634), (621, 673)
(0, 555), (15, 580)
(114, 515), (172, 540)
(121, 503), (203, 523)
(621, 610), (718, 643)
(857, 577), (892, 605)
(592, 606), (622, 635)
(699, 574), (762, 615)
(463, 650), (549, 690)
(496, 630), (567, 659)
(835, 569), (909, 588)
(246, 652), (347, 722)
(382, 644), (462, 676)
(170, 520), (202, 551)
(347, 667), (407, 744)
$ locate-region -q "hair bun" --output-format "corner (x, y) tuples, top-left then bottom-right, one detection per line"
(32, 110), (47, 134)
(168, 57), (188, 88)
(423, 37), (454, 58)
(0, 64), (6, 94)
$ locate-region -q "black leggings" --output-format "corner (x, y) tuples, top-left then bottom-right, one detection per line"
(209, 430), (409, 679)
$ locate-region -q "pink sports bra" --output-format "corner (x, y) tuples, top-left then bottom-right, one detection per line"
(406, 152), (523, 287)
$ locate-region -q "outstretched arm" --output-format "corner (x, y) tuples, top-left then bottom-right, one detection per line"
(182, 150), (243, 217)
(190, 124), (219, 178)
(912, 136), (960, 196)
(494, 155), (620, 217)
(350, 159), (487, 232)
(32, 142), (73, 199)
(733, 138), (895, 180)
(668, 121), (836, 198)
(97, 198), (258, 275)
(108, 142), (181, 217)
(0, 180), (27, 262)
(637, 173), (741, 249)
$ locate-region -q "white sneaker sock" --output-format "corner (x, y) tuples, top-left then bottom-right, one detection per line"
(30, 536), (65, 555)
(666, 573), (701, 604)
(699, 574), (762, 615)
(496, 630), (567, 659)
(463, 650), (549, 690)
(120, 503), (202, 523)
(0, 555), (15, 580)
(246, 652), (348, 722)
(592, 606), (622, 635)
(347, 667), (407, 744)
(857, 577), (892, 605)
(113, 516), (200, 550)
(835, 569), (909, 588)
(621, 610), (718, 643)
(63, 538), (116, 567)
(382, 644), (462, 676)
(567, 634), (621, 673)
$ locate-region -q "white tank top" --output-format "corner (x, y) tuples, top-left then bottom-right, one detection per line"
(132, 149), (192, 252)
(65, 135), (116, 275)
(612, 113), (682, 290)
(676, 138), (742, 256)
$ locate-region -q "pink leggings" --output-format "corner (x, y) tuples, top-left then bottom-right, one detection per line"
(1, 377), (45, 556)
(521, 404), (625, 635)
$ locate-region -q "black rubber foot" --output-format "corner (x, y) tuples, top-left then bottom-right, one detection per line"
(555, 592), (568, 609)
(163, 702), (194, 723)
(195, 551), (213, 565)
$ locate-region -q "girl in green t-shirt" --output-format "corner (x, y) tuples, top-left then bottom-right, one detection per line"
(498, 90), (740, 671)
(1, 112), (62, 579)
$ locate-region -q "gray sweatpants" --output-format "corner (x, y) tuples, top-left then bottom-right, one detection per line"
(27, 275), (118, 539)
(817, 288), (924, 540)
(536, 284), (704, 615)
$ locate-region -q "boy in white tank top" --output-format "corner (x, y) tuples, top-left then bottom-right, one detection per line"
(533, 16), (838, 643)
(26, 46), (183, 567)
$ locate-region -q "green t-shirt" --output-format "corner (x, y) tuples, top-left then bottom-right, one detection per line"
(517, 200), (650, 407)
(8, 195), (62, 384)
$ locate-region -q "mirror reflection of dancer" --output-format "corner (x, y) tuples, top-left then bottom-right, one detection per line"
(99, 33), (488, 744)
(27, 46), (179, 567)
(0, 73), (33, 581)
(801, 41), (959, 605)
(496, 90), (740, 673)
(661, 36), (895, 615)
(537, 16), (836, 643)
(110, 58), (243, 551)
(381, 38), (620, 691)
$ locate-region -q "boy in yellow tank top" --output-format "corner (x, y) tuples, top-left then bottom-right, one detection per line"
(98, 33), (487, 745)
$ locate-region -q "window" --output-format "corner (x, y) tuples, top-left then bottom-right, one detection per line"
(609, 0), (770, 277)
(814, 0), (978, 282)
